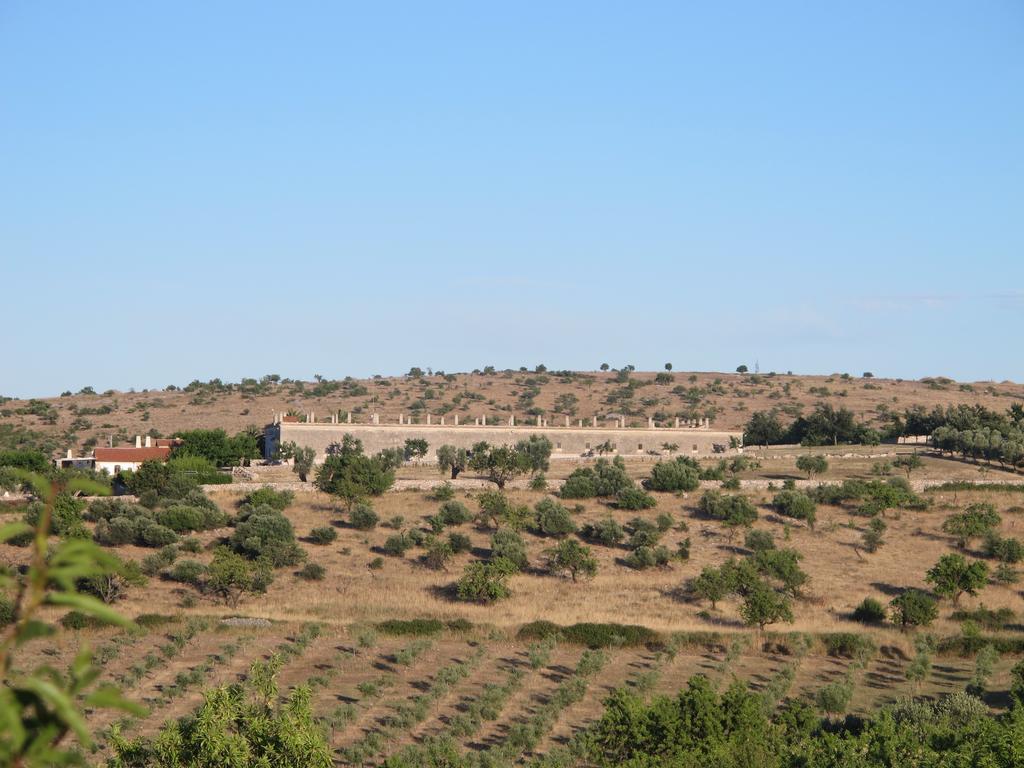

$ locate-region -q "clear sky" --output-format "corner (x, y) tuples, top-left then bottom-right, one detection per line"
(1, 2), (1021, 397)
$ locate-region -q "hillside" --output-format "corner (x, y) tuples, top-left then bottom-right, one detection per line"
(3, 369), (1023, 456)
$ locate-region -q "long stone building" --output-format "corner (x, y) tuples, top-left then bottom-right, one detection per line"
(264, 412), (742, 463)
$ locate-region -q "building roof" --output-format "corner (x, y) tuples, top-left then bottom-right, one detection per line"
(93, 446), (172, 463)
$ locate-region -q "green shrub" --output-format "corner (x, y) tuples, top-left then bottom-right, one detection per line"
(60, 611), (107, 630)
(448, 532), (472, 553)
(309, 526), (338, 545)
(534, 497), (576, 537)
(437, 500), (472, 526)
(368, 557), (384, 570)
(423, 537), (454, 569)
(561, 458), (633, 498)
(890, 589), (938, 630)
(377, 618), (445, 636)
(135, 613), (174, 629)
(772, 490), (817, 529)
(139, 522), (179, 548)
(382, 532), (414, 557)
(229, 509), (304, 567)
(745, 529), (775, 553)
(624, 545), (671, 570)
(698, 491), (757, 530)
(823, 633), (876, 659)
(851, 597), (886, 624)
(645, 459), (700, 492)
(982, 533), (1024, 563)
(167, 559), (207, 585)
(140, 553), (171, 577)
(155, 505), (207, 533)
(816, 679), (853, 716)
(615, 487), (657, 510)
(626, 518), (662, 549)
(350, 504), (379, 530)
(93, 517), (141, 546)
(456, 558), (515, 603)
(937, 635), (1024, 656)
(24, 496), (87, 539)
(491, 529), (528, 571)
(580, 518), (625, 547)
(430, 482), (455, 501)
(942, 504), (1001, 549)
(0, 594), (13, 627)
(517, 620), (562, 641)
(407, 528), (426, 546)
(86, 498), (151, 523)
(241, 486), (294, 511)
(950, 606), (1015, 631)
(297, 563), (326, 581)
(559, 622), (661, 649)
(559, 470), (597, 499)
(676, 537), (691, 560)
(178, 536), (203, 553)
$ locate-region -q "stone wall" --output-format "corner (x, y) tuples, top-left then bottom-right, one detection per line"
(267, 421), (741, 463)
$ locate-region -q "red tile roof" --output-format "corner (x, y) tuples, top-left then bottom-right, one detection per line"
(93, 446), (172, 463)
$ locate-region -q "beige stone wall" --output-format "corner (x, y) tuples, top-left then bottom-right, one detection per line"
(270, 422), (741, 463)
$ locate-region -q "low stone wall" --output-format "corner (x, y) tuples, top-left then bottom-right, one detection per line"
(270, 422), (741, 464)
(204, 476), (1024, 496)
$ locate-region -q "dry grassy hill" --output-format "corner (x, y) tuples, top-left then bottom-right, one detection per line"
(3, 369), (1023, 456)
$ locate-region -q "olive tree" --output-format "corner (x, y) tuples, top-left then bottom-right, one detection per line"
(771, 489), (817, 530)
(926, 554), (988, 605)
(276, 441), (316, 482)
(893, 453), (923, 478)
(890, 589), (938, 631)
(795, 454), (828, 480)
(314, 435), (395, 509)
(740, 581), (794, 631)
(469, 442), (531, 489)
(544, 539), (598, 582)
(941, 504), (1001, 550)
(437, 444), (468, 480)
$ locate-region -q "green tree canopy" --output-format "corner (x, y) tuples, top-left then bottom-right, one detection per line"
(926, 554), (988, 605)
(314, 435), (395, 507)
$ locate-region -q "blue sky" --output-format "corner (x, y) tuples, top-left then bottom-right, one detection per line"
(1, 2), (1021, 397)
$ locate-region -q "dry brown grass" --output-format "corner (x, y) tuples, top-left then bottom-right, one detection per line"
(75, 466), (1023, 649)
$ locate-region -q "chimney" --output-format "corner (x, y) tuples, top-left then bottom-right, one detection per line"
(145, 435), (152, 448)
(66, 449), (72, 459)
(135, 435), (142, 448)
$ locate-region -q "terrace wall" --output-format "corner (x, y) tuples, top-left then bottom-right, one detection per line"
(266, 421), (741, 463)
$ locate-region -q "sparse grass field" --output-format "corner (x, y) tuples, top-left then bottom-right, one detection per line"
(4, 371), (1024, 765)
